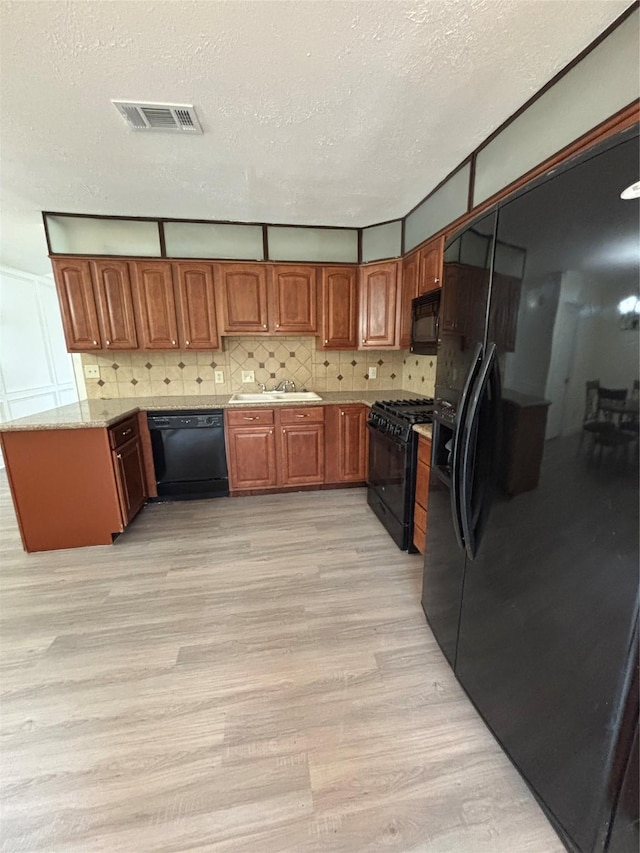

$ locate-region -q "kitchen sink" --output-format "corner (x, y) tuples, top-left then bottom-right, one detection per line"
(228, 391), (323, 404)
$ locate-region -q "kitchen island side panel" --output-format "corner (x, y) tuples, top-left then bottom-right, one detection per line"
(1, 428), (123, 552)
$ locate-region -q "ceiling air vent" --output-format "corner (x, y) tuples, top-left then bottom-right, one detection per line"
(112, 101), (203, 134)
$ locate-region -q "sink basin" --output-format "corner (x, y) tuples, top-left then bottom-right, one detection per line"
(228, 391), (322, 404)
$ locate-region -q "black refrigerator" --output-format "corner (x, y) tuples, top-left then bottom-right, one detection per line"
(421, 126), (639, 853)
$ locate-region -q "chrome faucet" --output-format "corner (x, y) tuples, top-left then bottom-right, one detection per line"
(256, 382), (267, 393)
(273, 379), (296, 393)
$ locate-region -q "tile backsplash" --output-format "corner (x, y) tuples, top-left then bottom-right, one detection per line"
(81, 336), (436, 399)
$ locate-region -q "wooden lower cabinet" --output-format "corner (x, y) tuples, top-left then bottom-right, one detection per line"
(226, 405), (368, 493)
(325, 404), (368, 484)
(413, 434), (432, 554)
(226, 426), (278, 490)
(112, 436), (147, 525)
(0, 417), (150, 553)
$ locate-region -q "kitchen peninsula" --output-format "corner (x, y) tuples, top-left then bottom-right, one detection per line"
(0, 390), (431, 553)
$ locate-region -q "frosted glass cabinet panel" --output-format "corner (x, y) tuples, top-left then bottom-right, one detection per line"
(361, 220), (402, 262)
(267, 226), (358, 262)
(164, 221), (264, 260)
(405, 163), (470, 251)
(47, 216), (161, 256)
(474, 9), (639, 205)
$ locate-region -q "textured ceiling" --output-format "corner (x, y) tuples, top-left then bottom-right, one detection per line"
(0, 0), (630, 274)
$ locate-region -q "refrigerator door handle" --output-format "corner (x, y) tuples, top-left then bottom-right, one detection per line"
(451, 341), (484, 550)
(460, 342), (501, 560)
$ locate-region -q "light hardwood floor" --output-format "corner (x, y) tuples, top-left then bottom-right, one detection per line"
(0, 475), (564, 853)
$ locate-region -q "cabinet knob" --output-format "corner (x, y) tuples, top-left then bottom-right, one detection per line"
(435, 277), (440, 283)
(282, 428), (286, 434)
(275, 324), (280, 329)
(116, 452), (122, 460)
(93, 340), (98, 346)
(172, 340), (177, 346)
(341, 411), (344, 416)
(362, 338), (365, 343)
(324, 340), (328, 344)
(269, 430), (273, 434)
(262, 324), (267, 329)
(105, 339), (110, 346)
(186, 340), (190, 346)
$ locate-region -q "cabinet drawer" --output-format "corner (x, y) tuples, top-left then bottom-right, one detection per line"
(278, 406), (325, 425)
(418, 437), (432, 467)
(227, 408), (274, 426)
(413, 502), (427, 533)
(108, 415), (140, 449)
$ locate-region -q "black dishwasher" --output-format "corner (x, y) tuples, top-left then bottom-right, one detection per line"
(147, 410), (229, 500)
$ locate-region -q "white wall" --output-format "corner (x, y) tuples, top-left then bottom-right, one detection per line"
(0, 265), (81, 466)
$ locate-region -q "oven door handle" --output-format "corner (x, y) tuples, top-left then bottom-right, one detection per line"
(451, 341), (483, 551)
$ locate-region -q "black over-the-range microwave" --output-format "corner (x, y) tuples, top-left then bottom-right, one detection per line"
(410, 288), (441, 355)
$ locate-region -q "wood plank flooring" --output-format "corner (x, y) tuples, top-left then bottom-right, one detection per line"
(0, 475), (564, 852)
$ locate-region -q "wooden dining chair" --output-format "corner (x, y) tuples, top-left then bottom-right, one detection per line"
(593, 387), (634, 463)
(579, 380), (604, 449)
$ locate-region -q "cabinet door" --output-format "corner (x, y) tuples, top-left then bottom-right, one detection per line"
(227, 427), (277, 490)
(358, 262), (399, 349)
(112, 436), (147, 526)
(399, 252), (419, 349)
(325, 404), (366, 483)
(131, 261), (179, 349)
(91, 260), (138, 350)
(489, 272), (521, 352)
(418, 235), (444, 294)
(52, 258), (101, 351)
(217, 264), (269, 333)
(271, 265), (317, 333)
(319, 267), (357, 349)
(279, 423), (325, 486)
(173, 263), (219, 350)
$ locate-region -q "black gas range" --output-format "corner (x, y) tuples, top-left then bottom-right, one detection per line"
(366, 398), (434, 550)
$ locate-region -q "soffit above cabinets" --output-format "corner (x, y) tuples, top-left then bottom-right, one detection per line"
(0, 0), (631, 274)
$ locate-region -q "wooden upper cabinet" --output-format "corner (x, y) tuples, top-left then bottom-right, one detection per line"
(358, 261), (399, 349)
(418, 236), (444, 294)
(399, 252), (419, 349)
(217, 263), (269, 333)
(319, 267), (357, 349)
(489, 272), (522, 352)
(131, 261), (179, 349)
(91, 260), (137, 350)
(271, 266), (317, 334)
(173, 263), (219, 350)
(52, 258), (102, 351)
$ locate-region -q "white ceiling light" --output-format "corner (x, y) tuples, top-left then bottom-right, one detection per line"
(112, 101), (203, 134)
(620, 180), (640, 200)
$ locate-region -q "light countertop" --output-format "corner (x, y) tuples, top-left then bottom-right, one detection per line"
(412, 423), (433, 440)
(0, 390), (432, 432)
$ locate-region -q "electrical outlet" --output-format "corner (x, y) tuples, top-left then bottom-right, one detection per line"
(241, 370), (255, 384)
(84, 365), (100, 379)
(368, 366), (378, 379)
(214, 370), (224, 384)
